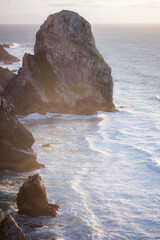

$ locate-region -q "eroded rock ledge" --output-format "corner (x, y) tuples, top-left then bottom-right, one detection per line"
(4, 10), (116, 115)
(0, 97), (44, 172)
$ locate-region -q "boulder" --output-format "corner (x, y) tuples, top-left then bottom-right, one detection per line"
(4, 10), (116, 115)
(0, 97), (44, 172)
(17, 174), (59, 217)
(0, 208), (27, 240)
(0, 44), (20, 64)
(0, 66), (14, 93)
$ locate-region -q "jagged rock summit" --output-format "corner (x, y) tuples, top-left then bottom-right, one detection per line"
(4, 10), (115, 115)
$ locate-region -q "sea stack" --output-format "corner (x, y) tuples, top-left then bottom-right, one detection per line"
(4, 10), (115, 115)
(0, 97), (44, 172)
(17, 174), (59, 217)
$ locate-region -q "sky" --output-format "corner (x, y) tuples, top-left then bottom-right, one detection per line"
(0, 0), (160, 24)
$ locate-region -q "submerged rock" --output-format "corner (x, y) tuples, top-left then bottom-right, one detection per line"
(17, 174), (59, 217)
(0, 97), (44, 172)
(0, 66), (14, 93)
(0, 44), (20, 64)
(4, 10), (115, 115)
(42, 143), (50, 147)
(0, 208), (27, 240)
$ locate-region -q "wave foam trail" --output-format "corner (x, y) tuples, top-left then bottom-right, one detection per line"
(10, 42), (20, 48)
(71, 175), (105, 239)
(156, 94), (160, 100)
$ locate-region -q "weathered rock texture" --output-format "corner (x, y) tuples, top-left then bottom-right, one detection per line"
(4, 10), (115, 115)
(0, 208), (27, 240)
(0, 66), (14, 93)
(17, 174), (59, 217)
(0, 97), (44, 172)
(0, 44), (20, 64)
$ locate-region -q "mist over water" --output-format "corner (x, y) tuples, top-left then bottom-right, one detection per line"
(0, 24), (160, 239)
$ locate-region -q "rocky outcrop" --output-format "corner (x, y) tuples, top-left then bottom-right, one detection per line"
(1, 44), (10, 48)
(0, 97), (44, 172)
(0, 208), (27, 240)
(17, 174), (59, 217)
(4, 10), (115, 115)
(0, 66), (14, 93)
(0, 44), (20, 64)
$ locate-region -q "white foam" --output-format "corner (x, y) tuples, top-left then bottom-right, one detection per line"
(156, 94), (160, 100)
(10, 42), (20, 48)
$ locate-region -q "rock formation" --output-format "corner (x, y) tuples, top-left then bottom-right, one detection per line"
(0, 97), (44, 172)
(1, 44), (10, 48)
(0, 66), (14, 93)
(17, 174), (59, 217)
(0, 208), (27, 240)
(4, 10), (115, 115)
(0, 44), (20, 64)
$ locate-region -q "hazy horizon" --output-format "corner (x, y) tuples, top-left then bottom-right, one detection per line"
(1, 0), (160, 24)
(0, 23), (160, 25)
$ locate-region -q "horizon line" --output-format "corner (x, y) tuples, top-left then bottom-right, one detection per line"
(0, 23), (160, 25)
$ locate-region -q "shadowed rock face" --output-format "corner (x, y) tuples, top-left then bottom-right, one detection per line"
(0, 67), (14, 93)
(0, 97), (44, 172)
(0, 208), (27, 240)
(17, 174), (59, 217)
(0, 44), (20, 64)
(4, 10), (115, 115)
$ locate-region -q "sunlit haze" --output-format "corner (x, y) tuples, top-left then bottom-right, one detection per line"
(0, 0), (160, 24)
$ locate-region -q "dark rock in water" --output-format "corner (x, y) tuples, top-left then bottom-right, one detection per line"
(0, 97), (44, 172)
(42, 143), (50, 147)
(17, 174), (59, 217)
(4, 10), (116, 115)
(1, 44), (10, 48)
(12, 70), (17, 73)
(0, 208), (27, 240)
(0, 44), (20, 63)
(0, 66), (15, 93)
(24, 223), (43, 228)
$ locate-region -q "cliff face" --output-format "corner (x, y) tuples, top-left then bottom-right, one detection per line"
(4, 10), (115, 115)
(0, 98), (44, 172)
(0, 67), (14, 94)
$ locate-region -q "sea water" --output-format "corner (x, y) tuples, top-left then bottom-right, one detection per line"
(0, 24), (160, 240)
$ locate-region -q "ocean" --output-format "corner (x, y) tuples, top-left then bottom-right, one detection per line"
(0, 24), (160, 240)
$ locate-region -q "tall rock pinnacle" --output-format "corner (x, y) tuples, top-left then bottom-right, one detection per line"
(4, 10), (115, 114)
